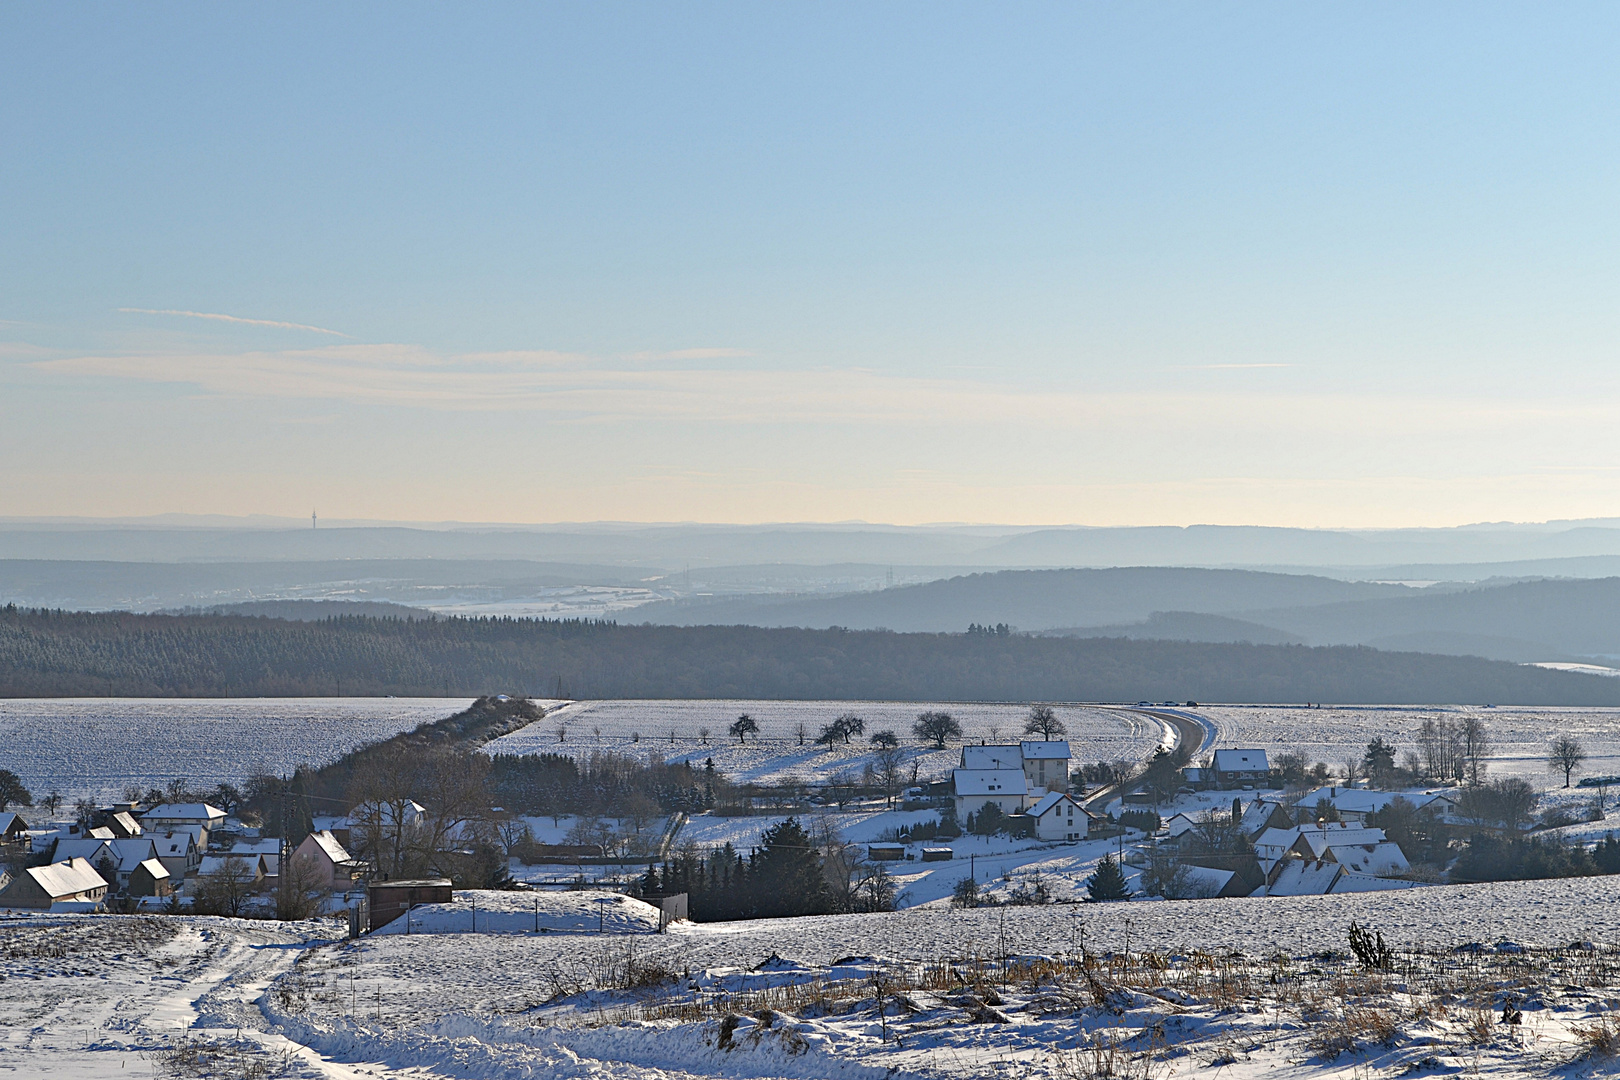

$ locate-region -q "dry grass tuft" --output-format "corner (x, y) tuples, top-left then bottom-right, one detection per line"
(1572, 1015), (1620, 1058)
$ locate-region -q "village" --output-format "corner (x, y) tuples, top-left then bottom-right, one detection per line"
(0, 705), (1541, 927)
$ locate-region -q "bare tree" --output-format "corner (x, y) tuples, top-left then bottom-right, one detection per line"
(795, 721), (807, 746)
(869, 730), (899, 750)
(912, 711), (961, 749)
(193, 858), (256, 917)
(1460, 717), (1491, 784)
(276, 851), (324, 921)
(0, 770), (31, 812)
(728, 714), (759, 744)
(1549, 736), (1587, 788)
(1023, 705), (1066, 740)
(873, 744), (905, 808)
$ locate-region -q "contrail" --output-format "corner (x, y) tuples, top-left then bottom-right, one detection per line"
(118, 308), (349, 337)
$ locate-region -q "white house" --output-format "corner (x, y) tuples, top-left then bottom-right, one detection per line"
(0, 858), (109, 911)
(952, 768), (1028, 821)
(1211, 749), (1270, 789)
(1028, 791), (1089, 841)
(1019, 741), (1072, 793)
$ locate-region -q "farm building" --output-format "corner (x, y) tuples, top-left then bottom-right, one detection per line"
(367, 878), (452, 931)
(1211, 749), (1270, 789)
(0, 858), (109, 911)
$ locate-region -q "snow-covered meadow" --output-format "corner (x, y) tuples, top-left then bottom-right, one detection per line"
(483, 699), (1161, 788)
(10, 880), (1620, 1079)
(0, 697), (479, 802)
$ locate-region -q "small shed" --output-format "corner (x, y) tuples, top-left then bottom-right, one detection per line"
(129, 858), (172, 897)
(0, 812), (30, 843)
(867, 843), (905, 861)
(920, 847), (954, 862)
(367, 878), (453, 931)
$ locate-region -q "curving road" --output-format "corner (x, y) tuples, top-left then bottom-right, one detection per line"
(1079, 706), (1211, 809)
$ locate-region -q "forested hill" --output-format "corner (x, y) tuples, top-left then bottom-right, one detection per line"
(2, 606), (1618, 705)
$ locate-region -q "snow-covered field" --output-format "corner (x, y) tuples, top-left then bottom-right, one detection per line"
(0, 697), (476, 802)
(1199, 705), (1620, 787)
(485, 699), (1160, 787)
(9, 881), (1620, 1079)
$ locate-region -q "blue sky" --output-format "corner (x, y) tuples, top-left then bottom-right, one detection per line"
(4, 4), (1619, 526)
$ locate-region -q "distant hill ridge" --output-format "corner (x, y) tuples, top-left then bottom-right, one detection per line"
(2, 605), (1618, 705)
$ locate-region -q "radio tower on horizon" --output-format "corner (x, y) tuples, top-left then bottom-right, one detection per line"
(312, 509), (317, 530)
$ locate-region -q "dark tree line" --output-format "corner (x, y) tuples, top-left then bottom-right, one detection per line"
(6, 604), (1620, 704)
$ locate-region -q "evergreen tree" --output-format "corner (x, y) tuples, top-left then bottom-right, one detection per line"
(1086, 854), (1131, 902)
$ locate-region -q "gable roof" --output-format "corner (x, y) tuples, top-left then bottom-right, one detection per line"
(51, 838), (113, 865)
(1297, 786), (1458, 816)
(301, 830), (353, 865)
(960, 745), (1023, 771)
(134, 858), (170, 882)
(1020, 741), (1072, 760)
(1323, 841), (1410, 876)
(1029, 791), (1081, 818)
(106, 811), (143, 836)
(108, 838), (159, 871)
(1266, 859), (1341, 896)
(153, 832), (196, 857)
(1212, 749), (1269, 772)
(0, 812), (28, 835)
(27, 858), (107, 899)
(1295, 824), (1386, 858)
(952, 768), (1027, 797)
(140, 803), (226, 824)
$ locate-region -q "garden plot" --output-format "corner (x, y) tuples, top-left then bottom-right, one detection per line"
(0, 697), (479, 802)
(484, 699), (1159, 787)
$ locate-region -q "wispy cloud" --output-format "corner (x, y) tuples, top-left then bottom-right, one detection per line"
(629, 347), (754, 362)
(118, 308), (350, 337)
(28, 343), (1614, 434)
(1180, 362), (1295, 370)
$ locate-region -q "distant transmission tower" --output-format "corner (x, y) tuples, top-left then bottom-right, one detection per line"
(312, 509), (317, 530)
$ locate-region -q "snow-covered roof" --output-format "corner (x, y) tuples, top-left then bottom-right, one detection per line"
(109, 838), (159, 872)
(1331, 870), (1420, 893)
(1020, 741), (1071, 760)
(51, 838), (113, 865)
(1164, 813), (1201, 838)
(0, 812), (28, 834)
(140, 803), (226, 824)
(1323, 842), (1409, 877)
(1297, 787), (1456, 816)
(1295, 823), (1386, 858)
(1181, 865), (1237, 896)
(1266, 860), (1340, 896)
(302, 830), (353, 865)
(1254, 827), (1302, 860)
(229, 839), (281, 855)
(960, 745), (1023, 771)
(134, 858), (170, 882)
(107, 811), (142, 836)
(27, 858), (107, 899)
(154, 833), (195, 857)
(1212, 749), (1269, 773)
(1029, 791), (1081, 818)
(1238, 799), (1290, 835)
(952, 769), (1027, 797)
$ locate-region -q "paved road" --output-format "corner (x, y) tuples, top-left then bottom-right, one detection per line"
(1079, 707), (1210, 809)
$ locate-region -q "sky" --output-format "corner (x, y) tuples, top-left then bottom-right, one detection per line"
(3, 3), (1620, 528)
